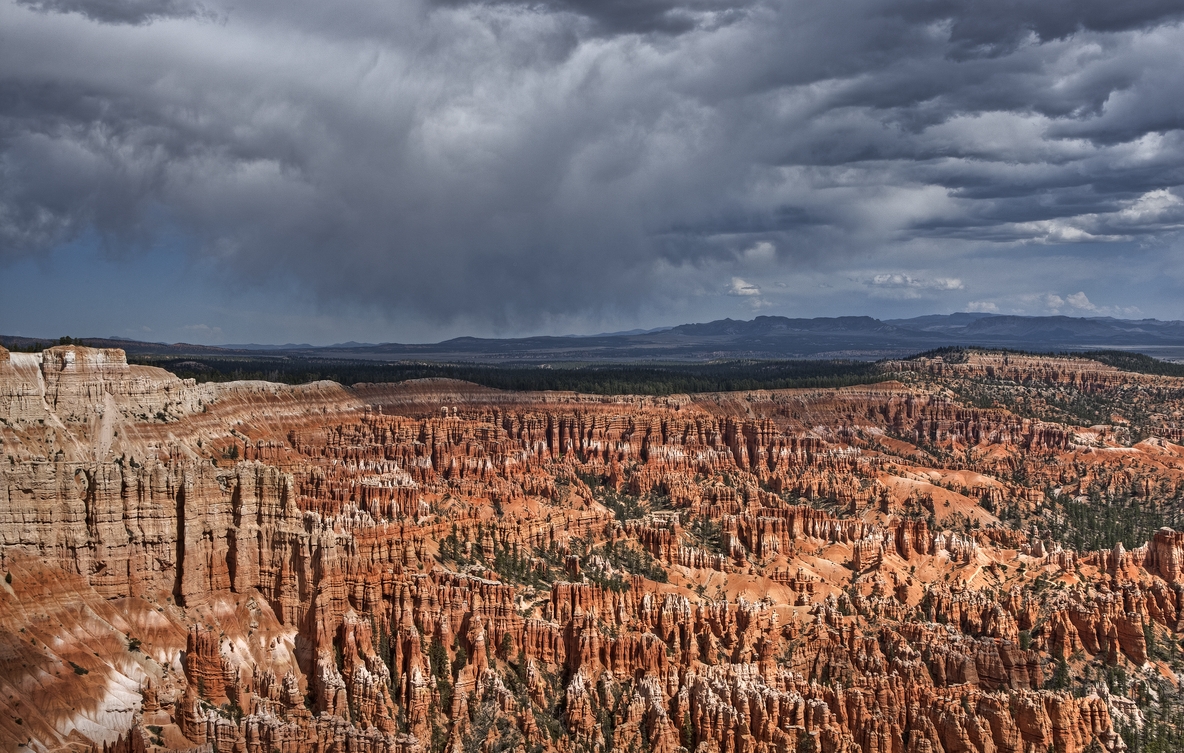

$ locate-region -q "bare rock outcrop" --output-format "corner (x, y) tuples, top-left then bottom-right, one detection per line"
(4, 347), (1179, 752)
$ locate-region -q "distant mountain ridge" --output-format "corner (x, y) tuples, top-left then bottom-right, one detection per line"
(6, 313), (1184, 363)
(670, 315), (911, 336)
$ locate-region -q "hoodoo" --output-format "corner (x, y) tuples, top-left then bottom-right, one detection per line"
(3, 347), (1184, 751)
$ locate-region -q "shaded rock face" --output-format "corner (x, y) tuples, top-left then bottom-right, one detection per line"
(2, 348), (1181, 753)
(1145, 528), (1184, 585)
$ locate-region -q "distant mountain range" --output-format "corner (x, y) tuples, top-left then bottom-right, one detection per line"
(7, 313), (1184, 363)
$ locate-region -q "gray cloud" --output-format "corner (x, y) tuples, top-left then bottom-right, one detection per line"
(16, 0), (209, 24)
(433, 0), (752, 35)
(1, 0), (1183, 337)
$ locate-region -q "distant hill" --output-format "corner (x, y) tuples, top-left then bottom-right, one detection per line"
(7, 313), (1184, 363)
(0, 335), (250, 356)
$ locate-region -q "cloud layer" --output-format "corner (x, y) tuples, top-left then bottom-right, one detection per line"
(1, 0), (1183, 339)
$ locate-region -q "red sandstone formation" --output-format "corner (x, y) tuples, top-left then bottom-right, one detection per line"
(3, 345), (1184, 752)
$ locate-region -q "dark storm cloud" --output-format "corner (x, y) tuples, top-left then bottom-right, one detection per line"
(935, 0), (1184, 53)
(432, 0), (752, 35)
(16, 0), (208, 24)
(2, 0), (1184, 333)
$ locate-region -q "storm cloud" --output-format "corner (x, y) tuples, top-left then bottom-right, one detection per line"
(1, 0), (1183, 339)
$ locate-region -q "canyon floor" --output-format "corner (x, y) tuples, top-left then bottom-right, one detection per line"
(3, 346), (1184, 753)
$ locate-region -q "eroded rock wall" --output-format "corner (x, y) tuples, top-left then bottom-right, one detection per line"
(5, 347), (1183, 753)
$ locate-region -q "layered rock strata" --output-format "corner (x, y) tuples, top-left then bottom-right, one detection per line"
(3, 346), (1183, 753)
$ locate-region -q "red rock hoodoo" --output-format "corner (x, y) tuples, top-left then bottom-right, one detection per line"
(3, 347), (1184, 752)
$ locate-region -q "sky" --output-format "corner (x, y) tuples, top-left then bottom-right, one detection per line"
(2, 0), (1184, 345)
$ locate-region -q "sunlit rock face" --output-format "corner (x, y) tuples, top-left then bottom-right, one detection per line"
(5, 345), (1184, 752)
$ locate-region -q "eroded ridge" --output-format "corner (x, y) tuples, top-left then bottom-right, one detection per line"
(3, 345), (1184, 752)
